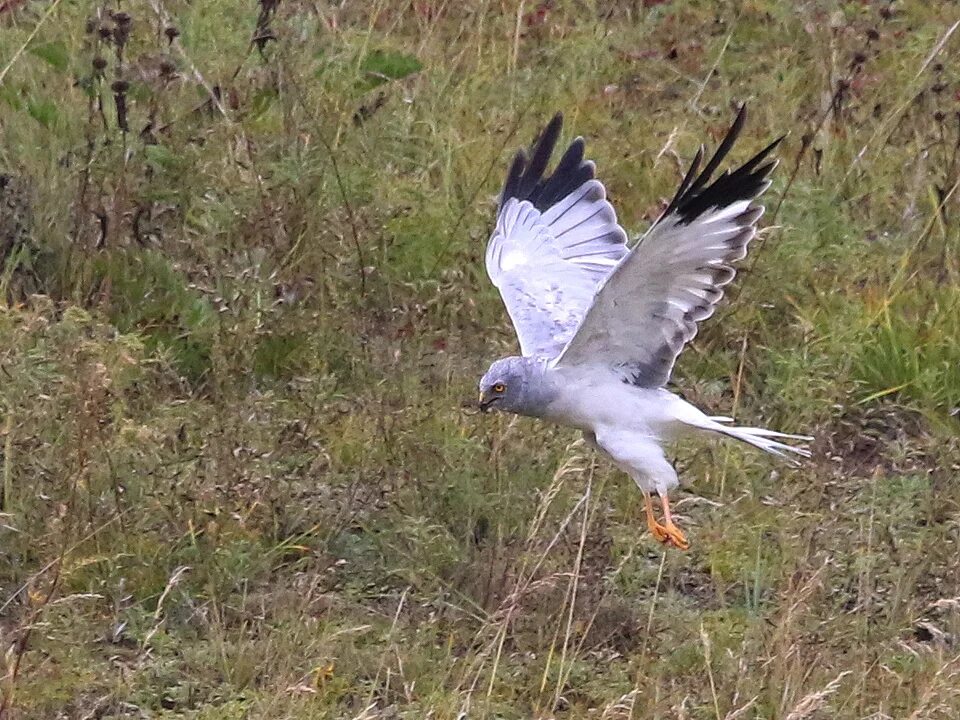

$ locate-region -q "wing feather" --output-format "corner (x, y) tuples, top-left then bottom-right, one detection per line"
(485, 115), (628, 359)
(554, 106), (783, 387)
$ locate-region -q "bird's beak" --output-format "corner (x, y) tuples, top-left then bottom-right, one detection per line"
(478, 391), (493, 412)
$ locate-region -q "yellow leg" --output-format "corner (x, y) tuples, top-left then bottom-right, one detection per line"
(644, 492), (670, 544)
(659, 493), (690, 551)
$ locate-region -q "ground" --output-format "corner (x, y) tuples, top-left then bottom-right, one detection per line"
(2, 1), (960, 718)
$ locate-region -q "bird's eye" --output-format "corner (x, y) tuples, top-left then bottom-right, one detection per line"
(493, 383), (506, 393)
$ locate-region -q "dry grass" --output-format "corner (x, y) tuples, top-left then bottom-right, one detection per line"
(2, 0), (960, 718)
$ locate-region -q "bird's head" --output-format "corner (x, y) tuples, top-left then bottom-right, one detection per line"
(478, 356), (545, 415)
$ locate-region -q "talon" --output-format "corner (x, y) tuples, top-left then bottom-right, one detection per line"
(649, 519), (671, 544)
(644, 492), (690, 550)
(644, 493), (672, 545)
(662, 522), (690, 551)
(660, 493), (690, 551)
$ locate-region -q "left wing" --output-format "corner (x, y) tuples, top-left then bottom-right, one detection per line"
(554, 106), (782, 387)
(485, 114), (628, 359)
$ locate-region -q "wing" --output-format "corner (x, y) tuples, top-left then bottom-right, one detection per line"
(485, 114), (629, 360)
(554, 105), (782, 387)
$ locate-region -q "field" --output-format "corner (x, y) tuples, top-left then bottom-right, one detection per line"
(2, 1), (960, 717)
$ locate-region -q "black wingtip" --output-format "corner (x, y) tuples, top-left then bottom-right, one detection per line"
(500, 149), (527, 209)
(688, 105), (747, 196)
(547, 112), (564, 133)
(662, 145), (704, 219)
(518, 114), (564, 197)
(768, 133), (787, 152)
(499, 112), (596, 212)
(735, 102), (747, 125)
(660, 106), (782, 226)
(530, 113), (564, 151)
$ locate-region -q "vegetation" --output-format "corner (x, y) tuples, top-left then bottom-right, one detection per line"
(2, 1), (960, 717)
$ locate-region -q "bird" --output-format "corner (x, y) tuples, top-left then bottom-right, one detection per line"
(477, 106), (811, 550)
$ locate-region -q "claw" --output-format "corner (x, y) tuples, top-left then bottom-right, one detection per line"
(644, 492), (690, 551)
(647, 516), (671, 544)
(661, 520), (690, 551)
(660, 492), (690, 551)
(644, 493), (670, 543)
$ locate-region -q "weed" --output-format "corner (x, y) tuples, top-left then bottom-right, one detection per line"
(0, 1), (959, 718)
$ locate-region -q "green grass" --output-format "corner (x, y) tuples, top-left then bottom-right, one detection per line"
(2, 0), (960, 717)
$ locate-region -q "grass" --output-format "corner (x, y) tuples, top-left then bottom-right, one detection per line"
(2, 0), (960, 717)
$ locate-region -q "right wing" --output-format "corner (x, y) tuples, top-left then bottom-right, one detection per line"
(485, 114), (629, 360)
(554, 106), (782, 387)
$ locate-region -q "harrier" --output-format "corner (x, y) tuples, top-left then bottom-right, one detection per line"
(478, 107), (811, 550)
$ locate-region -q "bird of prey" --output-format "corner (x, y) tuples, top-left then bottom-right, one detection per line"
(477, 107), (811, 550)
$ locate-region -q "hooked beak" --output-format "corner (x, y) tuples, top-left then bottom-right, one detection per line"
(478, 391), (496, 413)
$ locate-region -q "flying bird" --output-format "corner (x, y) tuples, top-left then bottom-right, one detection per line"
(477, 107), (811, 550)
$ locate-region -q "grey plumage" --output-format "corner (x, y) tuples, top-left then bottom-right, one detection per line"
(478, 108), (811, 549)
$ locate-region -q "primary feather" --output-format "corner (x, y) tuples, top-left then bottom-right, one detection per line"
(554, 105), (783, 387)
(485, 114), (628, 359)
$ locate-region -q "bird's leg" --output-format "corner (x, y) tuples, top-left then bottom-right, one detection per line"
(643, 491), (670, 544)
(659, 492), (690, 551)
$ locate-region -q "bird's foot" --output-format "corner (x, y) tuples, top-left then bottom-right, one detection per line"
(644, 492), (690, 551)
(646, 513), (672, 545)
(659, 492), (690, 551)
(660, 520), (689, 551)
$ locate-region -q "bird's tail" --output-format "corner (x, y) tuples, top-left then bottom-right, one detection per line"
(707, 415), (812, 465)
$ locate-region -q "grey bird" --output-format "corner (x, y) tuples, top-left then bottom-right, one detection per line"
(477, 107), (811, 550)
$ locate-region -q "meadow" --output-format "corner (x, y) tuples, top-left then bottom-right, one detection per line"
(2, 1), (960, 717)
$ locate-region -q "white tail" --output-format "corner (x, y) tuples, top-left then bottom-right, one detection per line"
(667, 399), (812, 466)
(709, 419), (812, 465)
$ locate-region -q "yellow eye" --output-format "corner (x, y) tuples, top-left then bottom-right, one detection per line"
(492, 383), (506, 394)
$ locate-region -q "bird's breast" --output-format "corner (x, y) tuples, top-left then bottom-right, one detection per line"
(541, 367), (666, 434)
